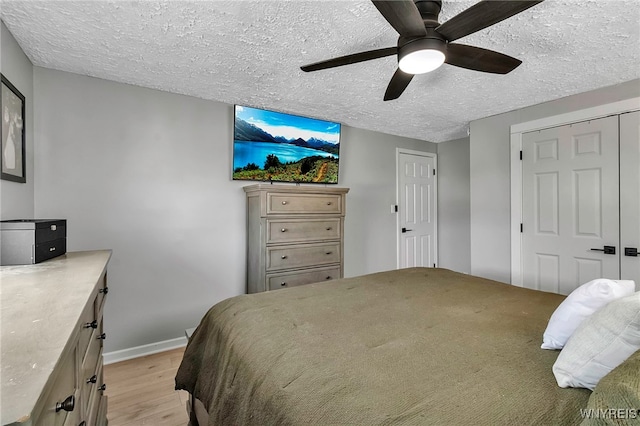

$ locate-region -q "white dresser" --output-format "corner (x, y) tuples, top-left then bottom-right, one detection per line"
(1, 250), (111, 426)
(244, 184), (349, 293)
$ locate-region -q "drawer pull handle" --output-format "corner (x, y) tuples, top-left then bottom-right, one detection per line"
(51, 224), (57, 231)
(326, 227), (332, 231)
(326, 276), (332, 280)
(97, 333), (107, 340)
(280, 282), (286, 286)
(49, 247), (56, 252)
(87, 375), (98, 384)
(55, 395), (75, 412)
(281, 201), (288, 205)
(99, 287), (109, 294)
(280, 228), (287, 232)
(84, 320), (98, 329)
(281, 255), (288, 259)
(99, 384), (107, 392)
(325, 251), (332, 255)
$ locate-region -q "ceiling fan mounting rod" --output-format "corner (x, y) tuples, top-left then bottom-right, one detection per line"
(415, 0), (442, 27)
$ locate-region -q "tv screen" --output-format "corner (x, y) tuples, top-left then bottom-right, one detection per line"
(232, 105), (341, 184)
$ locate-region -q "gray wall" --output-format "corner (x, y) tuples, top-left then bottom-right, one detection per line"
(469, 79), (640, 283)
(436, 137), (470, 274)
(0, 22), (34, 220)
(341, 126), (436, 277)
(33, 67), (436, 352)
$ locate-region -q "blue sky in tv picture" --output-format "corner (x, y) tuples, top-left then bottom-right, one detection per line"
(233, 105), (341, 184)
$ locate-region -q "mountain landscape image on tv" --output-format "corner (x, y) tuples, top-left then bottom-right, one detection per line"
(233, 105), (340, 184)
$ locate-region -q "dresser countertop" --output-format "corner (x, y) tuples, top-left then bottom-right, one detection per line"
(1, 250), (112, 425)
(242, 183), (350, 194)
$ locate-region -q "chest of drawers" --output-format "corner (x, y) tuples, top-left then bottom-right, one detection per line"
(1, 251), (111, 426)
(244, 184), (349, 293)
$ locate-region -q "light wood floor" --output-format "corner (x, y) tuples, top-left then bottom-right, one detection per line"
(103, 347), (189, 426)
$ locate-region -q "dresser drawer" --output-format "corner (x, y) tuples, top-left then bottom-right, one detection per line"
(267, 242), (341, 271)
(34, 346), (77, 426)
(86, 360), (105, 426)
(267, 266), (341, 290)
(267, 193), (343, 215)
(94, 272), (108, 318)
(267, 218), (341, 244)
(80, 325), (103, 416)
(78, 302), (96, 365)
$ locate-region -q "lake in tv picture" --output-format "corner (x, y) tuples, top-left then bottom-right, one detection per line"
(232, 105), (340, 184)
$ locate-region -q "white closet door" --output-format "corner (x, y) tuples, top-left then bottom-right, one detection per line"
(522, 116), (619, 294)
(620, 111), (640, 286)
(398, 152), (437, 268)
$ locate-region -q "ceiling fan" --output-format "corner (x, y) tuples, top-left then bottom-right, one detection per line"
(300, 0), (544, 101)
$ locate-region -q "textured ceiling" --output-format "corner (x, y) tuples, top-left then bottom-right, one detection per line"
(2, 0), (639, 142)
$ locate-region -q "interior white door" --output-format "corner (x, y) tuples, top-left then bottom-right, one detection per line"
(397, 151), (437, 268)
(522, 115), (619, 294)
(620, 111), (640, 285)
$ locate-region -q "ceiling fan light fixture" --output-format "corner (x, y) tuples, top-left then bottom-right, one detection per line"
(398, 37), (446, 75)
(399, 49), (445, 74)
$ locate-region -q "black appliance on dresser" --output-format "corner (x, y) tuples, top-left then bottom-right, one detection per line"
(0, 219), (67, 265)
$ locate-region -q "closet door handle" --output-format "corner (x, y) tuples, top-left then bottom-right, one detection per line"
(590, 246), (616, 255)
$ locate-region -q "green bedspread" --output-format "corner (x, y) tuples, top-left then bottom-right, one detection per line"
(176, 268), (591, 425)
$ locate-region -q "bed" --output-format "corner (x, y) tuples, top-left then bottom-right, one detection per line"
(175, 267), (593, 425)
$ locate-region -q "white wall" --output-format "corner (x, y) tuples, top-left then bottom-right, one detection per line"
(469, 79), (640, 283)
(436, 137), (470, 273)
(0, 22), (34, 219)
(33, 67), (436, 352)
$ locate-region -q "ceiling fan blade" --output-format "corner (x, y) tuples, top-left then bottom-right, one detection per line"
(436, 0), (544, 42)
(384, 68), (414, 101)
(446, 43), (522, 74)
(371, 0), (427, 37)
(301, 47), (397, 72)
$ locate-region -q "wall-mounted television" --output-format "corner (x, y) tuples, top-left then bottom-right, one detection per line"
(232, 105), (341, 184)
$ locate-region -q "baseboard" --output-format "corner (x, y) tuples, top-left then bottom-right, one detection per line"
(103, 336), (187, 365)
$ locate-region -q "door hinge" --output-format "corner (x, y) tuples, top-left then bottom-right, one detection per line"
(519, 150), (523, 160)
(520, 223), (523, 233)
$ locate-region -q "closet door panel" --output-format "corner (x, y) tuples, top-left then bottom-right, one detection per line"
(620, 111), (640, 286)
(522, 116), (620, 294)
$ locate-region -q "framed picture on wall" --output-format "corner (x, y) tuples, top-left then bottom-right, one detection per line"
(1, 74), (26, 183)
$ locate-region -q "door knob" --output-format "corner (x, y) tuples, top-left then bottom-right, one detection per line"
(590, 246), (616, 255)
(401, 228), (413, 233)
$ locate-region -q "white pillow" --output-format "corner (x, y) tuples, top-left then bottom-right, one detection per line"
(552, 291), (640, 390)
(541, 279), (635, 350)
